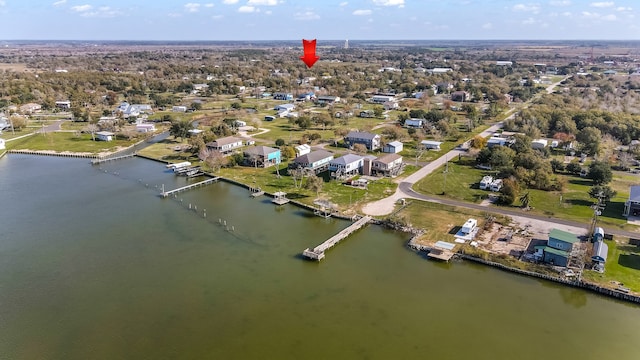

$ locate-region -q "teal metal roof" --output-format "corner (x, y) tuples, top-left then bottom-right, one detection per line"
(542, 246), (569, 257)
(549, 229), (579, 244)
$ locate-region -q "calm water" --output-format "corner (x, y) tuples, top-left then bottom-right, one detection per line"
(1, 155), (639, 360)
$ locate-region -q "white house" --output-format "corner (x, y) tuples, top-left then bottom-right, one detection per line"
(383, 141), (403, 154)
(461, 218), (478, 235)
(136, 123), (156, 133)
(405, 118), (423, 128)
(274, 103), (295, 112)
(383, 101), (398, 110)
(421, 140), (442, 151)
(479, 176), (493, 190)
(96, 131), (115, 141)
(0, 138), (5, 150)
(329, 153), (364, 178)
(496, 61), (513, 66)
(55, 100), (71, 110)
(370, 95), (396, 104)
(172, 106), (187, 112)
(489, 179), (503, 192)
(487, 137), (508, 147)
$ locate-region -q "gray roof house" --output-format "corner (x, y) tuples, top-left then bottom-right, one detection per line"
(383, 141), (403, 154)
(290, 149), (334, 174)
(329, 153), (364, 179)
(344, 131), (381, 151)
(623, 185), (640, 217)
(372, 153), (403, 177)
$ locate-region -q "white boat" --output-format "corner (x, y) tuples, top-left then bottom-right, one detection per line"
(167, 161), (191, 170)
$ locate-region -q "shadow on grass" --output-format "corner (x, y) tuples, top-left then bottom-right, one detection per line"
(568, 178), (593, 186)
(618, 253), (640, 270)
(566, 198), (593, 207)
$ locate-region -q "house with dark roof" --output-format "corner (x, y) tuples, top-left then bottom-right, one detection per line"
(329, 153), (364, 179)
(372, 153), (403, 177)
(290, 149), (334, 174)
(316, 96), (340, 105)
(243, 146), (281, 168)
(534, 229), (580, 267)
(206, 136), (244, 154)
(344, 131), (381, 151)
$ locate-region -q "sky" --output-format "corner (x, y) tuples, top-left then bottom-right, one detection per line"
(1, 0), (638, 40)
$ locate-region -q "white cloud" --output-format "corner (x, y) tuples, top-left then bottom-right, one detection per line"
(616, 6), (632, 11)
(340, 2), (348, 6)
(238, 5), (257, 12)
(0, 0), (5, 6)
(247, 0), (278, 5)
(185, 3), (201, 12)
(372, 0), (405, 7)
(53, 0), (67, 6)
(71, 4), (92, 12)
(222, 0), (239, 4)
(549, 0), (570, 5)
(590, 2), (614, 7)
(294, 11), (319, 20)
(602, 14), (617, 20)
(204, 3), (214, 7)
(482, 22), (493, 29)
(353, 9), (372, 15)
(513, 3), (541, 13)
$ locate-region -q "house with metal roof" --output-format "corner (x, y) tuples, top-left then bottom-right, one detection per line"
(329, 154), (364, 179)
(534, 229), (580, 267)
(290, 150), (334, 174)
(383, 141), (403, 154)
(243, 146), (281, 168)
(592, 240), (609, 264)
(206, 136), (244, 154)
(344, 131), (381, 151)
(421, 140), (442, 151)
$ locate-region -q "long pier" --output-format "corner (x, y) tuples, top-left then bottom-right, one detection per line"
(161, 177), (220, 198)
(303, 215), (372, 260)
(91, 153), (136, 165)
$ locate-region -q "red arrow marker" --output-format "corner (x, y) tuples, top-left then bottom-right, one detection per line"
(300, 39), (319, 68)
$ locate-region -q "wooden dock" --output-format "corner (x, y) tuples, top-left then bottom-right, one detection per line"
(427, 249), (456, 262)
(272, 191), (290, 205)
(161, 177), (220, 198)
(303, 215), (372, 260)
(91, 153), (136, 165)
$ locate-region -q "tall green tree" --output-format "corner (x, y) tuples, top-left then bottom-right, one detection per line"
(170, 119), (191, 141)
(588, 161), (613, 185)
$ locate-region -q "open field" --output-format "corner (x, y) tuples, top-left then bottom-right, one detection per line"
(582, 239), (640, 293)
(6, 132), (135, 154)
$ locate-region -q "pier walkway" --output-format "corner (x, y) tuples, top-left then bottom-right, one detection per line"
(303, 215), (372, 260)
(91, 153), (136, 165)
(161, 177), (220, 198)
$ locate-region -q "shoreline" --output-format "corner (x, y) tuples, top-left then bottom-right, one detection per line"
(9, 150), (640, 306)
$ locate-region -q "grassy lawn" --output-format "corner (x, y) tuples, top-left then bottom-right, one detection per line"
(414, 159), (491, 203)
(6, 132), (136, 154)
(582, 240), (640, 293)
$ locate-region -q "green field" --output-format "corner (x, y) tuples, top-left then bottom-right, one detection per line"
(582, 240), (640, 293)
(6, 132), (136, 154)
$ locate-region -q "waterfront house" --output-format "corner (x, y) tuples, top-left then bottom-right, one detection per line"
(534, 229), (579, 267)
(290, 150), (334, 174)
(371, 153), (403, 177)
(96, 131), (114, 141)
(243, 146), (281, 168)
(329, 153), (364, 179)
(344, 131), (381, 151)
(206, 136), (244, 154)
(455, 218), (479, 242)
(383, 141), (403, 154)
(421, 140), (442, 151)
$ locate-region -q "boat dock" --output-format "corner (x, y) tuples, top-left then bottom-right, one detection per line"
(161, 177), (220, 198)
(303, 215), (372, 260)
(91, 153), (136, 165)
(427, 241), (457, 262)
(272, 191), (290, 205)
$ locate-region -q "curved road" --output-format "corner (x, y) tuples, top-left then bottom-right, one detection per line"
(363, 76), (640, 238)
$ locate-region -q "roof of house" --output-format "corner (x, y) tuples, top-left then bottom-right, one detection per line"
(346, 131), (379, 140)
(535, 245), (570, 257)
(592, 240), (609, 262)
(421, 140), (442, 146)
(295, 144), (311, 151)
(406, 118), (423, 123)
(386, 141), (403, 148)
(549, 229), (579, 244)
(244, 145), (280, 157)
(208, 136), (243, 147)
(375, 153), (402, 164)
(330, 153), (363, 166)
(294, 149), (334, 164)
(275, 103), (295, 110)
(629, 185), (640, 202)
(96, 131), (114, 136)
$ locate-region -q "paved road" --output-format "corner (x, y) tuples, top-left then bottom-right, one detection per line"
(361, 76), (640, 238)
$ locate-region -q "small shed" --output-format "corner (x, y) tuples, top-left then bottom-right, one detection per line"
(383, 141), (403, 154)
(96, 131), (114, 141)
(136, 123), (156, 133)
(421, 140), (442, 151)
(592, 240), (609, 264)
